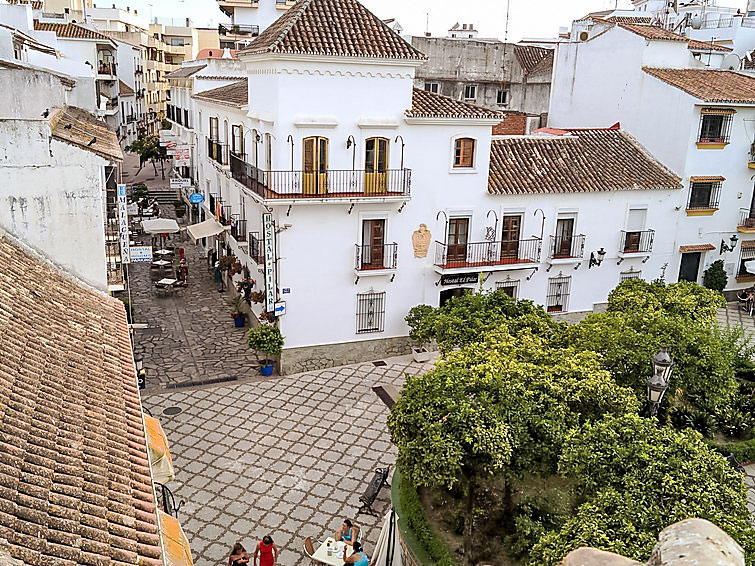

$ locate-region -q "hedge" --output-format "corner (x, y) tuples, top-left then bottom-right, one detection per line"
(709, 437), (755, 465)
(396, 468), (457, 566)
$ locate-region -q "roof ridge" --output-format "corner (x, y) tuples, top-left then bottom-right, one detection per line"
(268, 0), (316, 52)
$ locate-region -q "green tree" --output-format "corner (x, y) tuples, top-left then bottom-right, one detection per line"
(703, 259), (728, 292)
(126, 134), (168, 179)
(388, 330), (638, 566)
(529, 414), (755, 565)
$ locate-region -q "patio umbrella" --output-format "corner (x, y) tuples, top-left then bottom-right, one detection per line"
(372, 508), (402, 566)
(141, 218), (180, 234)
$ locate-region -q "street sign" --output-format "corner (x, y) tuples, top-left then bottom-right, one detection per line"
(174, 145), (191, 167)
(169, 178), (191, 189)
(117, 183), (130, 264)
(189, 192), (205, 204)
(263, 213), (276, 313)
(129, 246), (153, 263)
(440, 273), (479, 286)
(274, 301), (286, 316)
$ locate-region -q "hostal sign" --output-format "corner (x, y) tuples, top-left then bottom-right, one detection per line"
(263, 213), (276, 313)
(440, 273), (479, 286)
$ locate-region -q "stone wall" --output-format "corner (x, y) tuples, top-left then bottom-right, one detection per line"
(280, 336), (413, 375)
(562, 518), (744, 566)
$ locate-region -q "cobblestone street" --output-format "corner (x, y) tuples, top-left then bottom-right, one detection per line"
(143, 355), (435, 566)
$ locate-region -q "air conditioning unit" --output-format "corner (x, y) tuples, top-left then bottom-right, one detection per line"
(579, 31), (589, 41)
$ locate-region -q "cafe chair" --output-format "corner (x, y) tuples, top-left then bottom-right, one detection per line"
(303, 537), (317, 565)
(737, 291), (753, 315)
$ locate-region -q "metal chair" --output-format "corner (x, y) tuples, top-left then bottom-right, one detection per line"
(737, 291), (753, 316)
(303, 537), (318, 565)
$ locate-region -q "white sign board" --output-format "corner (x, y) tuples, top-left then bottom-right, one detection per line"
(165, 140), (178, 155)
(170, 178), (191, 190)
(174, 145), (191, 167)
(129, 246), (153, 263)
(274, 301), (286, 317)
(159, 130), (179, 145)
(263, 212), (276, 313)
(117, 183), (130, 264)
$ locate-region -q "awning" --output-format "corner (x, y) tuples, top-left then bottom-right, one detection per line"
(186, 219), (226, 241)
(159, 510), (193, 566)
(144, 415), (175, 484)
(689, 176), (725, 182)
(142, 218), (181, 234)
(701, 107), (736, 115)
(679, 244), (715, 252)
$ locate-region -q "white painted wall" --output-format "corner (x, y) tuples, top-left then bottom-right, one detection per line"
(231, 1), (289, 33)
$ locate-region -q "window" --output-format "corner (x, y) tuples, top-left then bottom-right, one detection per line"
(687, 179), (722, 210)
(620, 270), (642, 282)
(209, 116), (218, 140)
(463, 84), (477, 100)
(496, 279), (519, 298)
(231, 125), (243, 156)
(170, 38), (185, 46)
(623, 208), (648, 253)
(698, 109), (734, 144)
(356, 291), (385, 333)
(453, 138), (475, 168)
(497, 90), (508, 105)
(424, 82), (439, 94)
(739, 243), (755, 278)
(546, 276), (571, 313)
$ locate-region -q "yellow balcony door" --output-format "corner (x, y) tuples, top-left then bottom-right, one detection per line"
(365, 137), (389, 194)
(303, 136), (328, 195)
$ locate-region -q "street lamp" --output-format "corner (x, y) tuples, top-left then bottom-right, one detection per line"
(646, 347), (674, 417)
(135, 356), (146, 390)
(588, 247), (607, 269)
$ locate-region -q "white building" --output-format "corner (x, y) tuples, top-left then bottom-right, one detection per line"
(216, 0), (295, 44)
(170, 0), (685, 373)
(550, 21), (755, 293)
(0, 62), (123, 290)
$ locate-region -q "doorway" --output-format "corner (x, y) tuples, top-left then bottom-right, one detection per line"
(500, 215), (521, 260)
(303, 136), (328, 194)
(447, 218), (469, 265)
(365, 137), (389, 194)
(361, 219), (385, 269)
(679, 252), (702, 282)
(440, 287), (472, 307)
(554, 218), (574, 258)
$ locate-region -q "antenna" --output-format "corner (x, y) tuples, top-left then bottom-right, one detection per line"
(425, 12), (430, 36)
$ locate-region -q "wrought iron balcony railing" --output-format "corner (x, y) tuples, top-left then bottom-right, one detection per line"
(434, 238), (542, 270)
(355, 243), (398, 271)
(620, 229), (654, 254)
(207, 137), (228, 166)
(548, 234), (586, 260)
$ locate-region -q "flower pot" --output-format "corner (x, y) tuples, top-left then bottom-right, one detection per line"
(233, 315), (246, 327)
(412, 346), (432, 363)
(260, 361), (274, 376)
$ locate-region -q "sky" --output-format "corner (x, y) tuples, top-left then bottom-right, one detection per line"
(130, 0), (748, 41)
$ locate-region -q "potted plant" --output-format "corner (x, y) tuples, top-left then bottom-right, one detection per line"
(247, 324), (284, 376)
(228, 296), (247, 327)
(249, 290), (265, 304)
(174, 199), (186, 219)
(405, 304), (435, 362)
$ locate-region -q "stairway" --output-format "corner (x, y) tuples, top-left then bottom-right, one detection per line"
(147, 188), (178, 205)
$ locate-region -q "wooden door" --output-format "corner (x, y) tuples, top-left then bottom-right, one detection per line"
(447, 218), (469, 264)
(624, 232), (641, 253)
(303, 137), (328, 194)
(365, 137), (389, 194)
(500, 215), (521, 260)
(554, 218), (574, 258)
(679, 252), (702, 282)
(362, 220), (385, 269)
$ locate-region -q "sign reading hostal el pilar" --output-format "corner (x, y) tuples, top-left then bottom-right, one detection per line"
(263, 213), (276, 314)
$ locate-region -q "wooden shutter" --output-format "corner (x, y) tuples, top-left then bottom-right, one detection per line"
(303, 138), (314, 172)
(455, 138), (475, 167)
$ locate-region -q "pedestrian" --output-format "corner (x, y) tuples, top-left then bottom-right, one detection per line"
(335, 519), (360, 547)
(228, 543), (249, 566)
(344, 541), (369, 566)
(253, 535), (278, 566)
(178, 258), (188, 283)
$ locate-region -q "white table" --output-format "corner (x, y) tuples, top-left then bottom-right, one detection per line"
(153, 259), (171, 267)
(158, 278), (177, 285)
(746, 260), (755, 275)
(154, 249), (173, 256)
(312, 539), (347, 565)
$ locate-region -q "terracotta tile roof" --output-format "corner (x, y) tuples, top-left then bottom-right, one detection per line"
(33, 21), (114, 43)
(6, 0), (42, 8)
(688, 39), (733, 52)
(488, 129), (681, 195)
(0, 233), (162, 566)
(193, 78), (248, 107)
(680, 244), (715, 252)
(406, 88), (504, 120)
(49, 106), (123, 162)
(119, 79), (135, 96)
(240, 0), (425, 60)
(605, 15), (653, 24)
(643, 67), (755, 103)
(618, 22), (689, 42)
(165, 64), (207, 79)
(193, 75), (243, 81)
(513, 45), (554, 75)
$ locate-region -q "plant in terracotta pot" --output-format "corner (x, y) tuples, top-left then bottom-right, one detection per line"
(228, 296), (247, 328)
(249, 290), (265, 304)
(406, 304), (435, 362)
(247, 324), (284, 376)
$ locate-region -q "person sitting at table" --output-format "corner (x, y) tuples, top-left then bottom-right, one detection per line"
(343, 541), (369, 566)
(228, 543), (249, 566)
(335, 519), (359, 547)
(253, 535), (277, 566)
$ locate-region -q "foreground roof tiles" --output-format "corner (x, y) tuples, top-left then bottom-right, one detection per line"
(33, 21), (114, 42)
(241, 0), (425, 60)
(513, 45), (554, 75)
(407, 88), (503, 119)
(193, 78), (248, 107)
(119, 79), (135, 96)
(688, 39), (732, 52)
(0, 234), (161, 566)
(618, 22), (689, 41)
(488, 129), (681, 195)
(49, 106), (123, 161)
(643, 67), (755, 103)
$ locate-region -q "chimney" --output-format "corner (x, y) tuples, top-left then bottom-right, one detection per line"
(126, 6), (130, 11)
(185, 17), (190, 27)
(134, 9), (137, 15)
(112, 4), (115, 8)
(425, 31), (431, 37)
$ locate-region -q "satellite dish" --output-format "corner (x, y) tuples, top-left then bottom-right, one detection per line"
(691, 13), (702, 29)
(721, 53), (741, 70)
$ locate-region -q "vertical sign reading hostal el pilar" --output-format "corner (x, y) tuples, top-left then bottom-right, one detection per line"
(263, 213), (276, 314)
(117, 183), (130, 264)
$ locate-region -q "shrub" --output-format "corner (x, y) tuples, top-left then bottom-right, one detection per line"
(247, 324), (284, 360)
(405, 304), (435, 346)
(703, 259), (728, 292)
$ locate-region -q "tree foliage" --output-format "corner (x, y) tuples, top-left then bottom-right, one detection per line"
(126, 134), (168, 178)
(703, 259), (728, 292)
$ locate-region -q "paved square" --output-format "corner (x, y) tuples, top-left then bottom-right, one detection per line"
(144, 355), (436, 566)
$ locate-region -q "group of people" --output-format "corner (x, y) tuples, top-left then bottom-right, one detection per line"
(138, 197), (160, 217)
(227, 519), (370, 566)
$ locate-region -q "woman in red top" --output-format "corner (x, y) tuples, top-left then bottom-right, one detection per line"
(253, 535), (278, 566)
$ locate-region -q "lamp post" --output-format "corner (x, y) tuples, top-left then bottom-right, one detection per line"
(646, 347), (674, 417)
(135, 356), (146, 390)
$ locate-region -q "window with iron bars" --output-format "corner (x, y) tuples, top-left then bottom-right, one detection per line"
(546, 276), (571, 313)
(687, 180), (722, 210)
(620, 270), (642, 282)
(698, 110), (734, 144)
(356, 291), (386, 334)
(495, 279), (519, 298)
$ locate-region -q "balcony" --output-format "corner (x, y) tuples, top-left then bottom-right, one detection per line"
(739, 209), (755, 233)
(207, 137), (229, 166)
(750, 146), (755, 169)
(218, 22), (260, 36)
(434, 238), (542, 273)
(249, 231), (263, 264)
(355, 243), (398, 274)
(618, 230), (654, 261)
(126, 114), (136, 123)
(217, 0), (259, 17)
(230, 218), (247, 242)
(547, 234), (586, 262)
(97, 61), (117, 78)
(229, 152), (411, 202)
(275, 0), (296, 8)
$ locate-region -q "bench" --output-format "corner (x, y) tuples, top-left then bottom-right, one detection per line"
(357, 465), (390, 516)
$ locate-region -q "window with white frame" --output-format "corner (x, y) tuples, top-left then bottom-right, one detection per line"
(620, 270), (642, 282)
(496, 279), (519, 298)
(463, 84), (477, 100)
(497, 90), (508, 105)
(356, 291), (386, 333)
(546, 275), (571, 313)
(424, 82), (439, 94)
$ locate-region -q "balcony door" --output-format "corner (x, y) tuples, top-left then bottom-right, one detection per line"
(362, 219), (385, 269)
(303, 136), (328, 195)
(624, 208), (647, 253)
(500, 215), (521, 260)
(447, 218), (469, 263)
(365, 137), (389, 194)
(554, 218), (574, 258)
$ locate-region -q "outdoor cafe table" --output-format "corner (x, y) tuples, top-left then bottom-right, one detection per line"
(154, 249), (173, 256)
(158, 278), (177, 286)
(312, 539), (348, 566)
(746, 260), (755, 275)
(153, 259), (171, 267)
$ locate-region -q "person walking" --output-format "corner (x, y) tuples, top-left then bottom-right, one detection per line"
(253, 535), (277, 566)
(228, 543), (249, 566)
